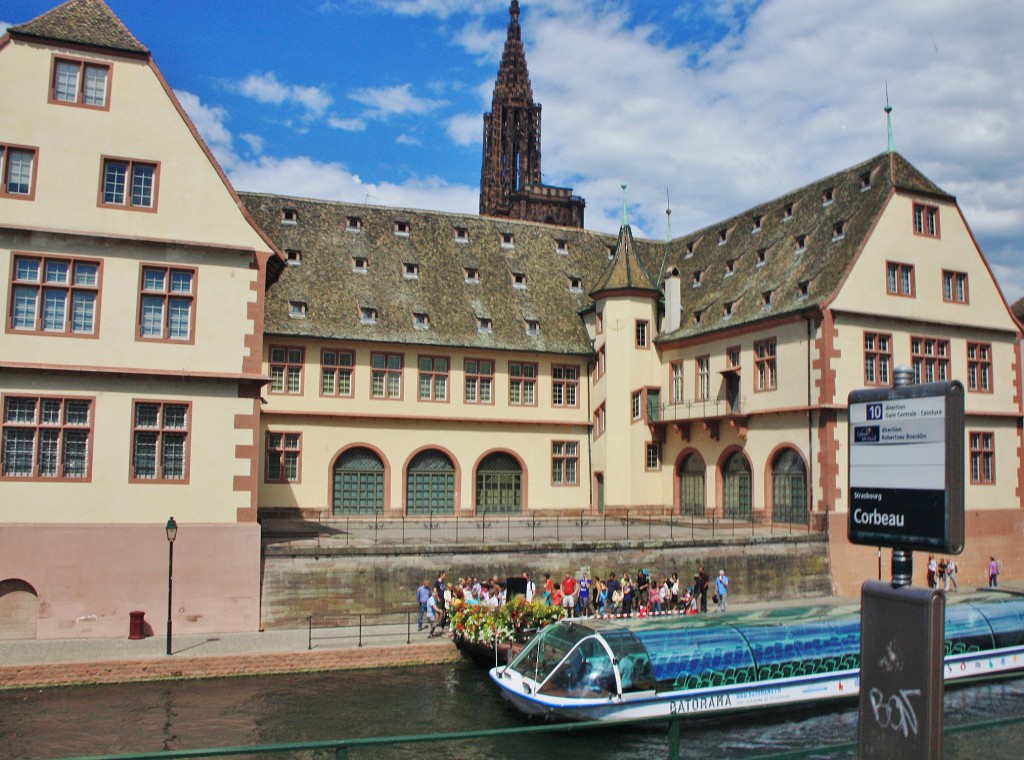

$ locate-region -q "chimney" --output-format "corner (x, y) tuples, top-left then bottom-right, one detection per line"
(663, 266), (681, 333)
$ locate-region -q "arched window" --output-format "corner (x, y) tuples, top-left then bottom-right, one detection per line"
(772, 448), (808, 525)
(407, 450), (455, 515)
(678, 453), (705, 517)
(722, 451), (752, 520)
(333, 447), (384, 515)
(476, 452), (522, 514)
(0, 579), (39, 640)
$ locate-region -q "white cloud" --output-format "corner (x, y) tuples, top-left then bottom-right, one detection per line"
(396, 134), (421, 146)
(445, 113), (481, 146)
(240, 133), (265, 155)
(236, 72), (332, 120)
(328, 117), (368, 131)
(175, 90), (239, 168)
(348, 83), (447, 118)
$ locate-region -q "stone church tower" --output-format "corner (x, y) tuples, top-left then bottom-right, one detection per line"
(479, 1), (585, 228)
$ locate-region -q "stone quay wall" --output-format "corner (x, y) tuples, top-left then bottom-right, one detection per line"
(260, 534), (831, 629)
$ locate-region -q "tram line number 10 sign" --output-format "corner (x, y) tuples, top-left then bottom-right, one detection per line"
(848, 381), (965, 554)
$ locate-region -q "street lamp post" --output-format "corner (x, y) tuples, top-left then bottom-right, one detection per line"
(165, 516), (177, 656)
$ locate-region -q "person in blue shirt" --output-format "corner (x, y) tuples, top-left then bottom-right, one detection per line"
(416, 579), (431, 630)
(716, 569), (730, 612)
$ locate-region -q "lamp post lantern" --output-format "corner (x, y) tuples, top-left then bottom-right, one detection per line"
(165, 516), (177, 656)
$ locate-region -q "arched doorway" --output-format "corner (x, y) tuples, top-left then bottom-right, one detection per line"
(772, 448), (808, 525)
(678, 453), (705, 517)
(0, 579), (38, 640)
(475, 452), (522, 514)
(407, 449), (455, 515)
(333, 447), (384, 515)
(722, 451), (752, 521)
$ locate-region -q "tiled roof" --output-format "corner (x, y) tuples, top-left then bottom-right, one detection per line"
(8, 0), (148, 55)
(241, 194), (616, 357)
(243, 152), (952, 355)
(655, 151), (953, 342)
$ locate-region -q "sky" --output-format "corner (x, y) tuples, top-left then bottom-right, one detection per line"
(5, 0), (1024, 302)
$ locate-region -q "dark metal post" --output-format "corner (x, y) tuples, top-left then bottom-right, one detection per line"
(308, 615), (313, 650)
(165, 516), (177, 656)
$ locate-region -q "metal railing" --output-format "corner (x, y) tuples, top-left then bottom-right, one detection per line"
(263, 511), (817, 551)
(305, 611), (421, 649)
(48, 711), (1024, 760)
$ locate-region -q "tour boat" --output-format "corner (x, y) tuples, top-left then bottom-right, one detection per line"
(489, 592), (1024, 722)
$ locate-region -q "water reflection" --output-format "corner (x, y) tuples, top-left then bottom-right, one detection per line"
(2, 662), (1024, 759)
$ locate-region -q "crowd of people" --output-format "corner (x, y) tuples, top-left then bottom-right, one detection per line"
(415, 565), (733, 637)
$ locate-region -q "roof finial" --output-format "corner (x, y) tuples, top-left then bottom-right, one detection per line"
(621, 183), (629, 226)
(885, 82), (895, 154)
(665, 189), (672, 243)
(510, 1), (520, 24)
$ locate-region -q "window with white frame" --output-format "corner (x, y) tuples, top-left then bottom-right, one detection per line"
(509, 362), (537, 406)
(138, 266), (194, 341)
(551, 365), (579, 407)
(52, 58), (109, 107)
(942, 270), (968, 303)
(551, 441), (579, 485)
(913, 203), (940, 238)
(321, 349), (354, 396)
(631, 391), (642, 420)
(1, 144), (37, 199)
(645, 443), (661, 470)
(635, 320), (649, 348)
(265, 432), (300, 483)
(970, 431), (994, 484)
(967, 342), (992, 393)
(670, 361), (684, 404)
(1, 396), (92, 479)
(464, 359), (493, 404)
(418, 356), (448, 401)
(131, 401), (189, 481)
(754, 338), (777, 391)
(9, 255), (99, 336)
(269, 346), (304, 394)
(371, 352), (403, 399)
(911, 336), (949, 383)
(864, 332), (892, 386)
(101, 157), (157, 209)
(696, 355), (710, 401)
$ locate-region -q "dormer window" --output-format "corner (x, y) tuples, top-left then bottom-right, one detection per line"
(718, 228), (728, 245)
(860, 171), (872, 191)
(360, 306), (377, 324)
(797, 280), (809, 299)
(478, 317), (492, 334)
(282, 207), (299, 225)
(607, 244), (616, 259)
(685, 241), (696, 257)
(756, 248), (767, 267)
(454, 226), (469, 242)
(413, 312), (429, 330)
(822, 187), (834, 206)
(403, 262), (419, 279)
(289, 301), (308, 318)
(723, 301), (735, 319)
(525, 319), (541, 336)
(794, 234), (806, 253)
(285, 249), (302, 266)
(751, 215), (763, 233)
(762, 290), (773, 308)
(693, 310), (703, 326)
(692, 270), (703, 287)
(346, 216), (362, 232)
(394, 220), (411, 237)
(725, 259), (736, 276)
(464, 267), (480, 284)
(568, 276), (583, 293)
(352, 256), (368, 273)
(556, 239), (569, 254)
(512, 271), (527, 289)
(501, 232), (515, 247)
(783, 203), (794, 221)
(832, 221), (846, 241)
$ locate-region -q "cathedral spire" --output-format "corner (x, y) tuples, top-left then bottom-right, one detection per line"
(479, 2), (585, 227)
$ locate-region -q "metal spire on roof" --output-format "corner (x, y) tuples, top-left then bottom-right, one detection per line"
(665, 189), (672, 242)
(621, 183), (629, 226)
(885, 83), (895, 153)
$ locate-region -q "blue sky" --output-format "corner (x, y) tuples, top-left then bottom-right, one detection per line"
(6, 0), (1024, 301)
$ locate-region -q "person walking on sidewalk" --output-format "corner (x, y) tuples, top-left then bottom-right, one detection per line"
(989, 556), (1002, 588)
(715, 569), (730, 612)
(416, 579), (431, 630)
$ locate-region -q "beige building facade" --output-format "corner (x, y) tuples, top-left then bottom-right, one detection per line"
(0, 0), (280, 638)
(1, 0), (1021, 639)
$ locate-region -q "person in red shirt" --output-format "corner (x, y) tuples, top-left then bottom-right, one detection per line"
(561, 573), (576, 616)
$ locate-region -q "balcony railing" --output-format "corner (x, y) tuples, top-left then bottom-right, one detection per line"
(650, 396), (746, 423)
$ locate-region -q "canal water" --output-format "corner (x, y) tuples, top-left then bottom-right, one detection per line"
(3, 661), (1024, 759)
